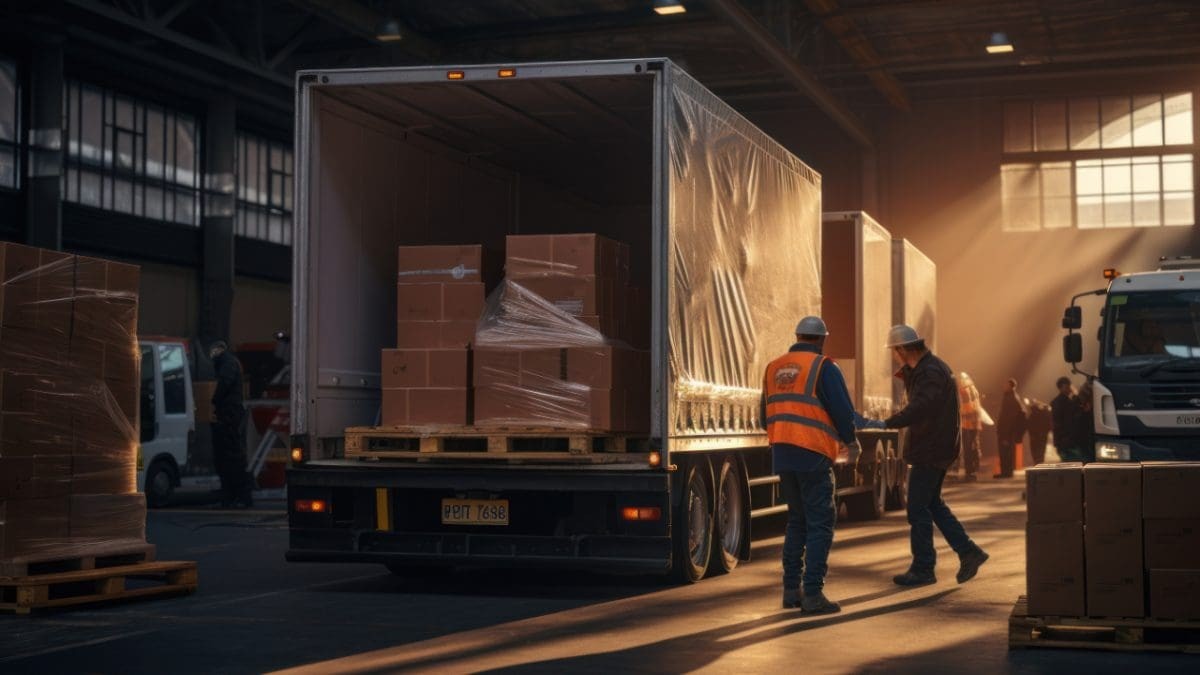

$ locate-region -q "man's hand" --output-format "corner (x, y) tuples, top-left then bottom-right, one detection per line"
(845, 440), (862, 464)
(863, 418), (888, 430)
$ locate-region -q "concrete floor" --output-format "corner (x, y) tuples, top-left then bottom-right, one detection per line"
(1, 478), (1196, 674)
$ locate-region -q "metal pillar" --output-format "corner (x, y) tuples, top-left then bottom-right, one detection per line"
(25, 37), (65, 250)
(199, 93), (236, 344)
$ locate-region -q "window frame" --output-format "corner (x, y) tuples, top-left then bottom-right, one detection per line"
(0, 56), (19, 191)
(235, 131), (293, 246)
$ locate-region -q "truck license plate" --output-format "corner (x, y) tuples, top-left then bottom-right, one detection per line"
(441, 498), (509, 526)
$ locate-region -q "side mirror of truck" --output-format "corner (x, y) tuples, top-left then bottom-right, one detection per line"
(1063, 333), (1083, 364)
(1062, 306), (1082, 330)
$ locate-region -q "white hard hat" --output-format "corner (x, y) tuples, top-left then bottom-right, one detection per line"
(886, 324), (923, 348)
(795, 316), (829, 336)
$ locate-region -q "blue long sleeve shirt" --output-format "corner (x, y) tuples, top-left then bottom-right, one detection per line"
(762, 343), (859, 473)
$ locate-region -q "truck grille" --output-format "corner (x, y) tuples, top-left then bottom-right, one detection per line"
(1148, 381), (1200, 409)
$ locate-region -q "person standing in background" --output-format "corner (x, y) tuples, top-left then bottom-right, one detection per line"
(211, 340), (253, 508)
(956, 372), (984, 482)
(1051, 377), (1083, 461)
(1024, 398), (1052, 466)
(995, 378), (1027, 479)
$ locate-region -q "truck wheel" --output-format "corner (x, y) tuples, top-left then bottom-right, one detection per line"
(711, 457), (747, 575)
(671, 460), (713, 583)
(849, 442), (886, 520)
(145, 459), (175, 508)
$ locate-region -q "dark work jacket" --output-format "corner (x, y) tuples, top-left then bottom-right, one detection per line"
(884, 352), (960, 469)
(1051, 392), (1081, 449)
(212, 352), (245, 426)
(997, 391), (1028, 444)
(1027, 399), (1052, 436)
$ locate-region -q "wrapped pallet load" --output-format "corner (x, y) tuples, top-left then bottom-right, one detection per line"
(0, 242), (146, 568)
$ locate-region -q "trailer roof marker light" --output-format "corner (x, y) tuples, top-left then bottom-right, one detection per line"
(295, 499), (327, 513)
(648, 451), (662, 468)
(621, 506), (662, 521)
(986, 32), (1014, 54)
(1103, 268), (1121, 280)
(653, 0), (686, 15)
(498, 68), (517, 78)
(291, 447), (305, 463)
(447, 70), (465, 80)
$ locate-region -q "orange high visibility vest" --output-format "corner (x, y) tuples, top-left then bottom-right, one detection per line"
(763, 350), (840, 462)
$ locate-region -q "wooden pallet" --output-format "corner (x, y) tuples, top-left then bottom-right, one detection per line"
(1009, 596), (1200, 653)
(344, 425), (651, 462)
(0, 542), (156, 578)
(0, 561), (198, 615)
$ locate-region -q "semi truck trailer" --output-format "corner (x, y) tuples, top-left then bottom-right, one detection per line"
(285, 59), (900, 582)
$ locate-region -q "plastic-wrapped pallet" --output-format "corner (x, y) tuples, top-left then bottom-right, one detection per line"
(471, 280), (648, 432)
(0, 243), (146, 565)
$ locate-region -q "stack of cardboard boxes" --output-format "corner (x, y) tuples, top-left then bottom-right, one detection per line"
(383, 245), (488, 426)
(473, 234), (649, 431)
(381, 235), (650, 434)
(1025, 461), (1200, 619)
(0, 242), (145, 564)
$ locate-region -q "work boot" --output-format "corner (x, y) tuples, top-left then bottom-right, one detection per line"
(800, 591), (841, 615)
(782, 587), (802, 609)
(893, 569), (937, 587)
(957, 548), (990, 584)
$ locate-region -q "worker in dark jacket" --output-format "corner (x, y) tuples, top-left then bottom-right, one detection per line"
(995, 379), (1028, 478)
(1025, 398), (1052, 466)
(760, 316), (861, 615)
(861, 325), (988, 587)
(1050, 377), (1081, 460)
(211, 340), (252, 508)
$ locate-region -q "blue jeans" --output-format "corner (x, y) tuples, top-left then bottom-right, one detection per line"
(907, 464), (976, 573)
(779, 468), (836, 595)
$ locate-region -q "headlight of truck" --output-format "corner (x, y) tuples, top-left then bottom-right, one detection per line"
(1095, 441), (1131, 461)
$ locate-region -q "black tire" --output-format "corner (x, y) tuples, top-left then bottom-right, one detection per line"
(384, 563), (452, 577)
(671, 459), (713, 584)
(145, 459), (175, 508)
(711, 457), (748, 575)
(848, 442), (886, 520)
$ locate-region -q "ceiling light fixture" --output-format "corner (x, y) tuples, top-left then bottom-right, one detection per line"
(653, 1), (687, 16)
(986, 31), (1013, 54)
(376, 18), (403, 42)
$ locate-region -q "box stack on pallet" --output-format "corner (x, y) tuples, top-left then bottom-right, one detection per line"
(1014, 461), (1200, 652)
(0, 243), (146, 571)
(366, 234), (650, 456)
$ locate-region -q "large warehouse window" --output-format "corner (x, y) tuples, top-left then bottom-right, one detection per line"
(0, 58), (18, 189)
(63, 81), (202, 226)
(1001, 93), (1194, 231)
(236, 132), (293, 245)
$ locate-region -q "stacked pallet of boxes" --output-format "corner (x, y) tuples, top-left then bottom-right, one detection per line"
(1143, 463), (1200, 619)
(473, 234), (649, 432)
(1025, 461), (1200, 619)
(0, 242), (145, 568)
(383, 245), (488, 426)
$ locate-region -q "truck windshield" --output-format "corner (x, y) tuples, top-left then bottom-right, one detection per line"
(1106, 291), (1200, 364)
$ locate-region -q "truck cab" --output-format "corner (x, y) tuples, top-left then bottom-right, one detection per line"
(136, 337), (208, 506)
(1063, 259), (1200, 462)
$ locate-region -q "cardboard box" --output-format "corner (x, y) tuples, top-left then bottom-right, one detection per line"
(1084, 463), (1142, 522)
(1026, 520), (1086, 616)
(517, 276), (616, 318)
(0, 497), (71, 561)
(73, 256), (139, 344)
(1143, 462), (1200, 519)
(71, 454), (137, 495)
(0, 242), (43, 329)
(1144, 518), (1200, 568)
(69, 493), (146, 542)
(381, 388), (410, 426)
(397, 245), (486, 284)
(0, 325), (70, 374)
(1085, 519), (1144, 617)
(1026, 463), (1084, 524)
(506, 234), (627, 280)
(0, 456), (72, 500)
(442, 283), (486, 321)
(396, 320), (478, 349)
(382, 349), (470, 389)
(566, 346), (650, 389)
(1, 410), (75, 458)
(473, 348), (564, 388)
(396, 283), (444, 321)
(1148, 570), (1200, 620)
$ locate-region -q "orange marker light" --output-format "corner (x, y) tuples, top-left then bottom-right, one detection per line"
(621, 506), (662, 521)
(648, 451), (662, 468)
(498, 68), (517, 78)
(447, 70), (465, 80)
(1103, 268), (1121, 280)
(295, 499), (327, 513)
(291, 447), (304, 463)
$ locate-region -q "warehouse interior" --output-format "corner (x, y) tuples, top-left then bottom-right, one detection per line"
(2, 0), (1200, 671)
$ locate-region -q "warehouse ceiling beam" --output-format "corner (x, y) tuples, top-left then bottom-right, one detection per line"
(285, 0), (439, 58)
(802, 0), (910, 111)
(154, 0), (200, 28)
(63, 0), (292, 87)
(268, 16), (319, 69)
(705, 0), (874, 148)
